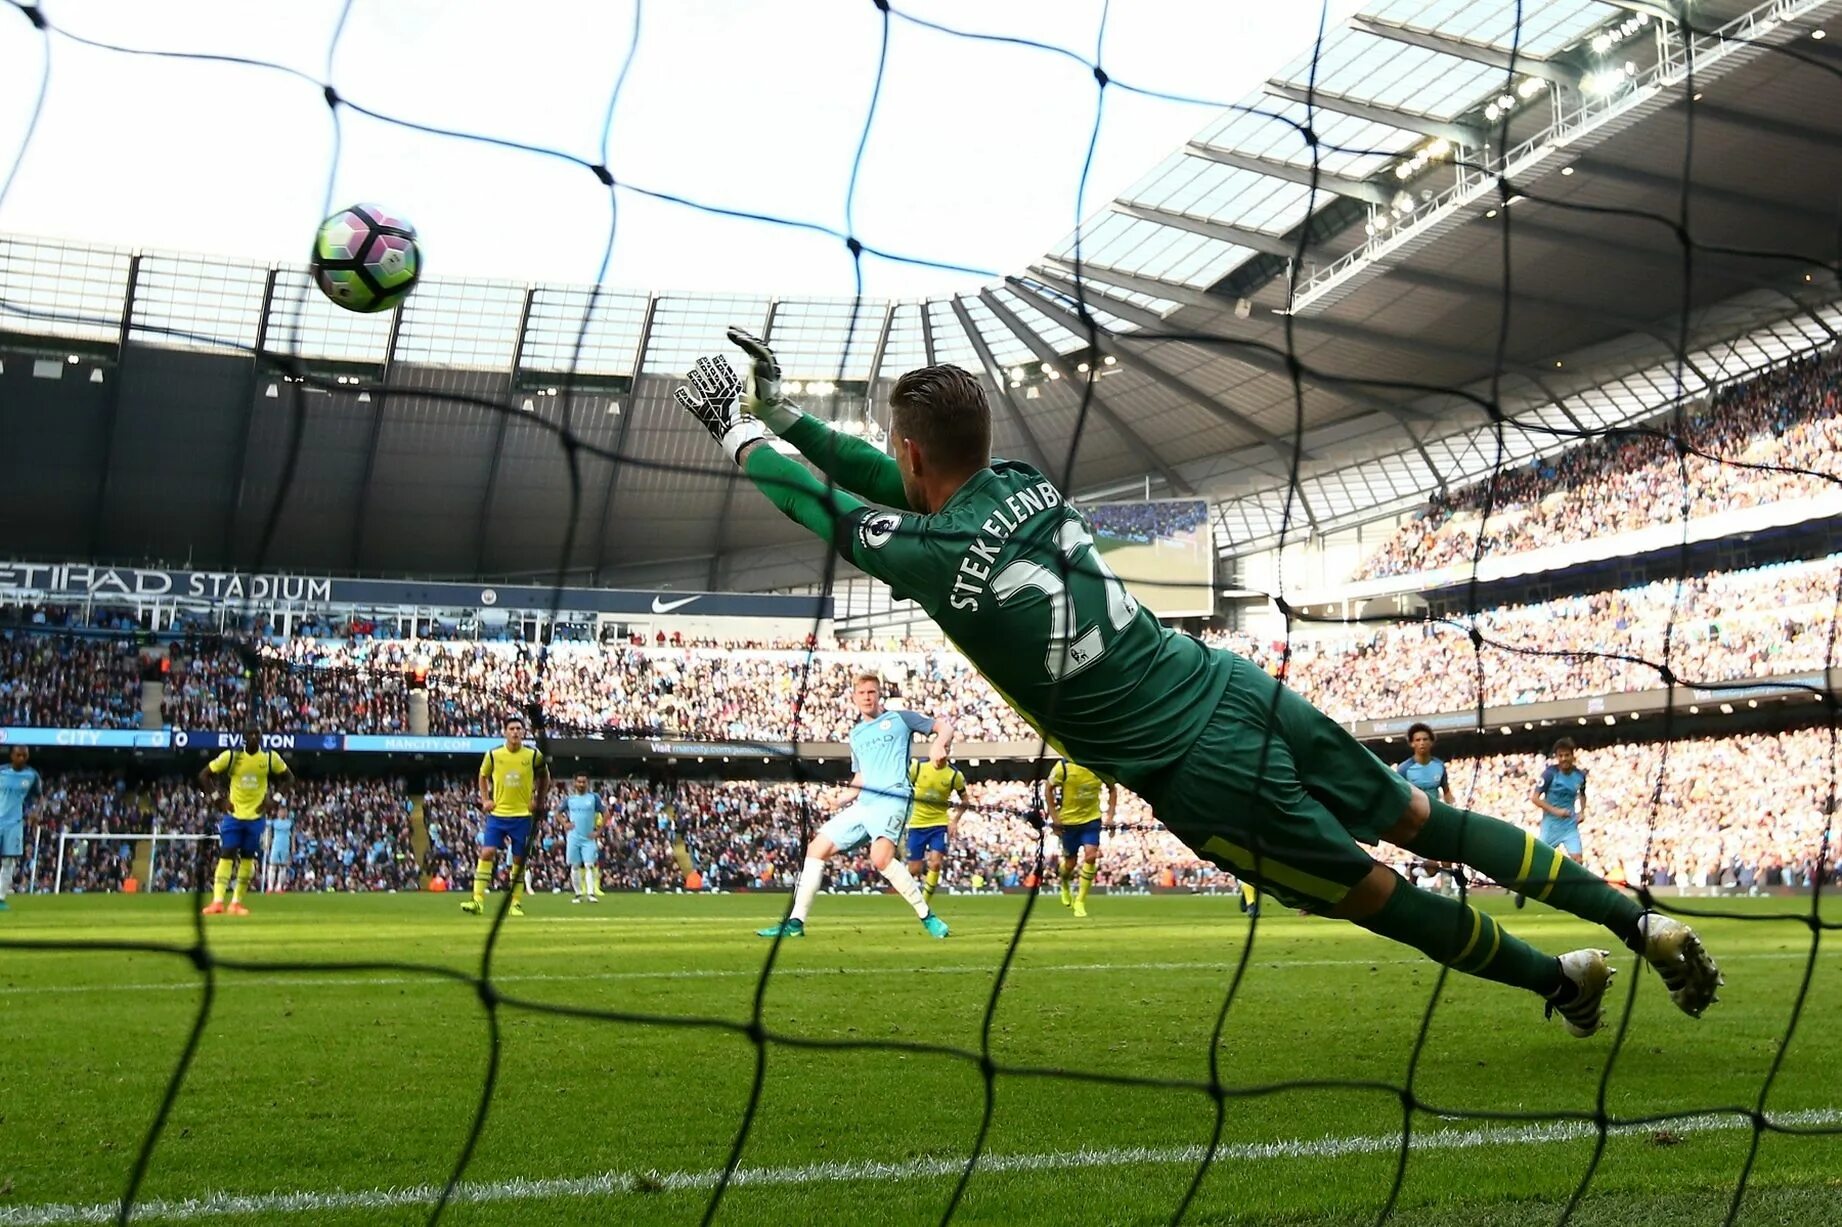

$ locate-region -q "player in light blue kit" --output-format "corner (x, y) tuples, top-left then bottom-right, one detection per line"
(561, 774), (605, 903)
(1519, 738), (1588, 908)
(758, 672), (955, 939)
(263, 808), (294, 895)
(0, 746), (44, 911)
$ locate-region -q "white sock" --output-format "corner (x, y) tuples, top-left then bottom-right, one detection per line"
(0, 858), (13, 899)
(879, 859), (929, 919)
(790, 857), (826, 922)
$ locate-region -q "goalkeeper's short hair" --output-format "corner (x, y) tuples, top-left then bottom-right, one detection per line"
(891, 365), (990, 471)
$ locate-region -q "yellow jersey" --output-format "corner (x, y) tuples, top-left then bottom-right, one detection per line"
(906, 762), (967, 829)
(479, 745), (546, 817)
(208, 749), (288, 821)
(1049, 760), (1106, 827)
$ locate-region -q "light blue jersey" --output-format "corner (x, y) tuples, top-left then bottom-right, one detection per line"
(564, 792), (603, 839)
(1537, 763), (1588, 857)
(850, 708), (935, 817)
(1396, 756), (1449, 797)
(1537, 764), (1587, 818)
(0, 765), (41, 860)
(267, 815), (294, 865)
(0, 765), (41, 827)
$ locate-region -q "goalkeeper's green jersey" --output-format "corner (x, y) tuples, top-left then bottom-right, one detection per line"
(744, 419), (1232, 787)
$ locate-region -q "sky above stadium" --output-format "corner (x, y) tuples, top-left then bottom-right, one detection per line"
(0, 0), (1363, 299)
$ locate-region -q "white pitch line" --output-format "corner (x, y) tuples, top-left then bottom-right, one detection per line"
(3, 1108), (1837, 1225)
(0, 950), (1816, 997)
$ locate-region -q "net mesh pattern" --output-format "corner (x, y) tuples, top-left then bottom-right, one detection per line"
(0, 2), (1837, 1224)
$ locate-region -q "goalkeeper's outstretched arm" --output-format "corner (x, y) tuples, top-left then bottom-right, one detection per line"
(727, 326), (912, 510)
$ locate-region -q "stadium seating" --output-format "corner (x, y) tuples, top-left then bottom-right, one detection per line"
(1353, 346), (1842, 580)
(6, 551), (1835, 738)
(24, 724), (1840, 896)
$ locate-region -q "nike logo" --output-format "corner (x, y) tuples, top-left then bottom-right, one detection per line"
(651, 595), (700, 614)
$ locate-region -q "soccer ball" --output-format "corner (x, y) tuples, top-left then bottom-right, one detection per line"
(310, 204), (421, 314)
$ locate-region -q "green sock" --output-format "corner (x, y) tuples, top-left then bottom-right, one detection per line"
(1407, 799), (1644, 949)
(1358, 875), (1563, 997)
(923, 867), (940, 901)
(473, 857), (492, 903)
(510, 860), (527, 904)
(1077, 861), (1096, 903)
(212, 857), (234, 904)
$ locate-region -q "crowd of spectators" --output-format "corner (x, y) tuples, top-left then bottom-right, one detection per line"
(6, 549), (1842, 736)
(0, 629), (142, 729)
(1087, 499), (1208, 542)
(15, 772), (418, 894)
(1355, 346), (1842, 579)
(1211, 553), (1842, 722)
(11, 719), (1839, 898)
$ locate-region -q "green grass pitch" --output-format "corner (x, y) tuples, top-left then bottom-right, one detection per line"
(2, 893), (1837, 1226)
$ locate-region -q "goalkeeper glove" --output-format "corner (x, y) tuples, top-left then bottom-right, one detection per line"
(674, 355), (769, 464)
(726, 326), (803, 433)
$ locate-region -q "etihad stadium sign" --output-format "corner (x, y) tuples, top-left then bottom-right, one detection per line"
(0, 562), (831, 621)
(0, 562), (332, 603)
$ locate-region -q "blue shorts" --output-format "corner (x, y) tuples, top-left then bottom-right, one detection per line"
(566, 831), (599, 866)
(480, 816), (534, 855)
(267, 838), (292, 866)
(1059, 821), (1101, 858)
(905, 826), (949, 860)
(820, 803), (907, 854)
(0, 821), (22, 859)
(219, 815), (266, 857)
(1539, 816), (1583, 858)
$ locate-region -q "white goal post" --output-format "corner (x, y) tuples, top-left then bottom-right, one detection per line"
(53, 831), (214, 894)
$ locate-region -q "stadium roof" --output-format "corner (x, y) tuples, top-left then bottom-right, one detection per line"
(3, 0), (1840, 592)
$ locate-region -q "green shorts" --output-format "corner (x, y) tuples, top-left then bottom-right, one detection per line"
(1137, 652), (1413, 911)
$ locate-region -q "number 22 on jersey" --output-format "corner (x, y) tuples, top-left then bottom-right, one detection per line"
(991, 517), (1138, 680)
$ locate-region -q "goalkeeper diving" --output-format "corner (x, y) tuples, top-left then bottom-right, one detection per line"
(673, 332), (1722, 1037)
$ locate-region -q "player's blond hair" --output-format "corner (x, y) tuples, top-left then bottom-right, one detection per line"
(852, 671), (884, 689)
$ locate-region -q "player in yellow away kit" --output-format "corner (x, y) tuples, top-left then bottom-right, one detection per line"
(905, 758), (970, 904)
(462, 715), (549, 917)
(1046, 759), (1115, 918)
(198, 727), (288, 916)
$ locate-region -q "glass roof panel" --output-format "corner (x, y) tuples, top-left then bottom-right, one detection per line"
(392, 278), (525, 368)
(1010, 278), (1144, 334)
(640, 295), (771, 375)
(1046, 266), (1184, 316)
(878, 302), (928, 377)
(1127, 159), (1317, 235)
(768, 297), (887, 382)
(958, 294), (1035, 367)
(265, 271), (392, 363)
(987, 287), (1084, 353)
(923, 301), (982, 369)
(0, 236), (130, 345)
(520, 287), (650, 377)
(1277, 26), (1504, 120)
(1194, 97), (1423, 178)
(1059, 212), (1253, 289)
(1364, 0), (1610, 58)
(131, 254), (265, 353)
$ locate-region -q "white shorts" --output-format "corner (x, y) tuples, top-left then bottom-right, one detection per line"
(819, 803), (907, 854)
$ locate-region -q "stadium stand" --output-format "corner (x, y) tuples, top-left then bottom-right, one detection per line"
(24, 724), (1841, 898)
(8, 553), (1838, 737)
(1354, 346), (1842, 580)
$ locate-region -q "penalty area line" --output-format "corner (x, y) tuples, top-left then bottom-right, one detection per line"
(3, 1109), (1837, 1224)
